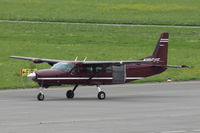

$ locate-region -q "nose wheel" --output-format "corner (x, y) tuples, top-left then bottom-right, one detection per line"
(97, 85), (106, 100)
(37, 87), (44, 101)
(37, 92), (44, 101)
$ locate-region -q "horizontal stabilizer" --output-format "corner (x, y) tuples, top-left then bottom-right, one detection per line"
(166, 65), (189, 68)
(153, 65), (189, 68)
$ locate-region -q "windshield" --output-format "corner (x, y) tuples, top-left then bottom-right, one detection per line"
(51, 62), (74, 72)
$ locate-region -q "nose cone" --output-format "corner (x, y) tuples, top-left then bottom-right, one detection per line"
(27, 72), (36, 79)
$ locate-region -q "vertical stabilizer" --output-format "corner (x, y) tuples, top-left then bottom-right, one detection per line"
(152, 32), (169, 65)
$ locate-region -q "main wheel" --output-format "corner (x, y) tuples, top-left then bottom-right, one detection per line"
(98, 91), (106, 100)
(66, 90), (74, 99)
(37, 93), (44, 101)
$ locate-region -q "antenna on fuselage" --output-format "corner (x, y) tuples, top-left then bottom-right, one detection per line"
(74, 56), (78, 61)
(83, 57), (87, 62)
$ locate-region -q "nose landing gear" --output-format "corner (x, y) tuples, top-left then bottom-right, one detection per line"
(37, 87), (44, 101)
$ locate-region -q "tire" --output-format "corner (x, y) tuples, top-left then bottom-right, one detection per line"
(37, 93), (44, 101)
(98, 91), (106, 100)
(66, 90), (74, 99)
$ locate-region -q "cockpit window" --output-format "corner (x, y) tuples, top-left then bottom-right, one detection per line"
(51, 62), (74, 72)
(72, 67), (79, 73)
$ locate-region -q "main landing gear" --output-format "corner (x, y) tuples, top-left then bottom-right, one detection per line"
(66, 84), (78, 99)
(65, 84), (106, 100)
(97, 85), (106, 100)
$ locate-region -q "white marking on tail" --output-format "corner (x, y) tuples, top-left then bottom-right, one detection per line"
(160, 38), (168, 43)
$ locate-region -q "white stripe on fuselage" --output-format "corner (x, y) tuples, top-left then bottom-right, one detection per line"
(126, 77), (144, 79)
(37, 77), (144, 80)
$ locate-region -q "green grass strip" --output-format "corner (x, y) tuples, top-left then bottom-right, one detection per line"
(0, 22), (200, 89)
(0, 0), (199, 26)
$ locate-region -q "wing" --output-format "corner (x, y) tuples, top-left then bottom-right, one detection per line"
(10, 56), (65, 66)
(82, 60), (150, 66)
(10, 56), (151, 66)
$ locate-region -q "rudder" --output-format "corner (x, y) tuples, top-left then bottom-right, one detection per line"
(152, 32), (169, 65)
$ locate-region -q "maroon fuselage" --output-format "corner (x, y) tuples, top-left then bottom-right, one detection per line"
(33, 62), (166, 88)
(30, 32), (169, 88)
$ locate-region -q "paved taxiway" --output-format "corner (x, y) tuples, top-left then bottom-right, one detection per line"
(0, 81), (200, 133)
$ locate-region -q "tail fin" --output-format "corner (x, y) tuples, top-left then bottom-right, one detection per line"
(152, 32), (169, 65)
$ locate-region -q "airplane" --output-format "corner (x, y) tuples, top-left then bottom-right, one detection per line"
(10, 33), (188, 101)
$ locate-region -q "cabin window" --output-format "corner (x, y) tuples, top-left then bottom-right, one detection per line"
(106, 67), (112, 73)
(86, 67), (93, 72)
(51, 62), (74, 72)
(96, 67), (103, 73)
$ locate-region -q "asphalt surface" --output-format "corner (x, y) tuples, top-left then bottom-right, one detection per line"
(0, 20), (200, 29)
(0, 81), (200, 133)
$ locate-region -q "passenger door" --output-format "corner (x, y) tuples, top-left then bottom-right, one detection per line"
(112, 65), (126, 84)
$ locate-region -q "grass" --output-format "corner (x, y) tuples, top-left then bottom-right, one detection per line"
(0, 0), (199, 26)
(0, 22), (200, 89)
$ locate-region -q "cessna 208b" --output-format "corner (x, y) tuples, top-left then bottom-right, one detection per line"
(10, 33), (187, 101)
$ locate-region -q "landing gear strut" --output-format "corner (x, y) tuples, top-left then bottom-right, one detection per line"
(66, 84), (78, 99)
(97, 85), (106, 100)
(37, 87), (44, 101)
(36, 84), (106, 100)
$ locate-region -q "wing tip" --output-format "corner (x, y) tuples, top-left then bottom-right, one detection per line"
(10, 56), (17, 58)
